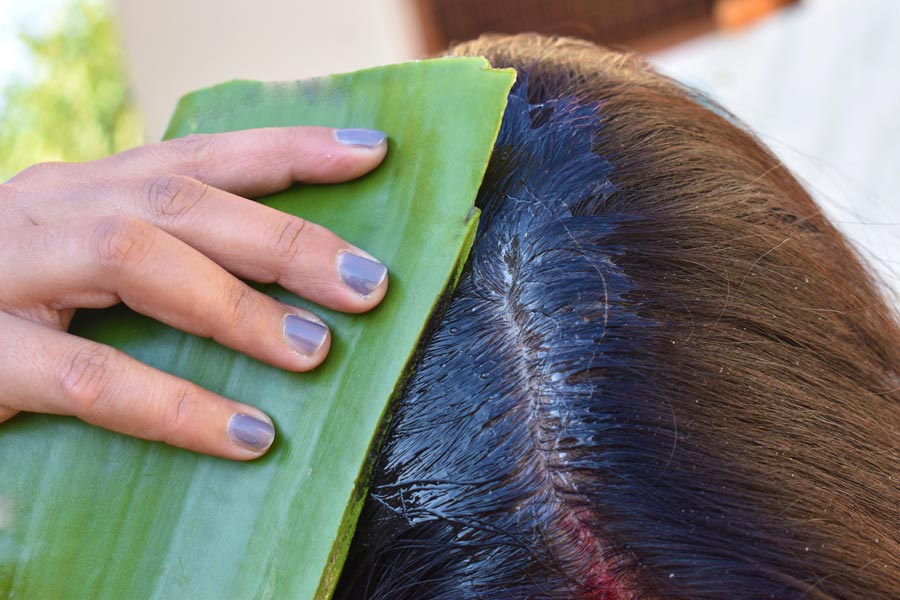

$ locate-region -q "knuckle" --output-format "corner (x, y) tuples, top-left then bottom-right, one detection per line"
(165, 133), (216, 178)
(159, 384), (199, 441)
(4, 305), (64, 329)
(221, 282), (254, 329)
(141, 174), (209, 221)
(60, 344), (114, 415)
(7, 161), (71, 184)
(90, 216), (155, 272)
(0, 182), (15, 204)
(273, 216), (310, 264)
(0, 184), (26, 223)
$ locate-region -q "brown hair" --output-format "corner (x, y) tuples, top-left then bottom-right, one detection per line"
(338, 35), (900, 599)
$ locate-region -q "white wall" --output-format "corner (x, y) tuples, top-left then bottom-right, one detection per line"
(653, 0), (900, 300)
(113, 0), (424, 140)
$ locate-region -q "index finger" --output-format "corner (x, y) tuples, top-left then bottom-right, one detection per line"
(92, 126), (388, 198)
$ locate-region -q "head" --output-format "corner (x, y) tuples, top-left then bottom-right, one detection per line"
(336, 35), (900, 599)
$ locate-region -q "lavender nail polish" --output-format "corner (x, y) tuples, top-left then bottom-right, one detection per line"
(339, 252), (387, 297)
(335, 128), (387, 149)
(227, 413), (274, 452)
(284, 314), (328, 356)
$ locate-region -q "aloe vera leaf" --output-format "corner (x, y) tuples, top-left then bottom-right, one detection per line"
(0, 57), (515, 599)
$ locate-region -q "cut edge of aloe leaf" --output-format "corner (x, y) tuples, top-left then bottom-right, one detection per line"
(314, 203), (484, 599)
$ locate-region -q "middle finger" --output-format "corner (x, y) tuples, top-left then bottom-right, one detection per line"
(30, 175), (388, 313)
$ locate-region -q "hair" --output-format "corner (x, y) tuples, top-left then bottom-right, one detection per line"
(335, 35), (900, 599)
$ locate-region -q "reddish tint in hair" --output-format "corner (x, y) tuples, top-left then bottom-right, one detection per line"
(336, 35), (900, 599)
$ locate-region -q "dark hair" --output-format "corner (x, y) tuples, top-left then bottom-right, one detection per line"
(336, 35), (900, 599)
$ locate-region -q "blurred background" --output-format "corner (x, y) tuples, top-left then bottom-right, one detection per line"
(1, 0), (898, 297)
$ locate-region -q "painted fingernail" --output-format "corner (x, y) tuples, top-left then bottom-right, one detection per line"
(227, 413), (274, 452)
(335, 128), (387, 149)
(339, 252), (387, 297)
(284, 314), (328, 356)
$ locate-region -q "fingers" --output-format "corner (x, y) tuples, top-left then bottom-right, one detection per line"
(96, 126), (388, 197)
(0, 126), (393, 461)
(1, 219), (331, 372)
(0, 311), (275, 460)
(125, 175), (389, 312)
(21, 133), (389, 313)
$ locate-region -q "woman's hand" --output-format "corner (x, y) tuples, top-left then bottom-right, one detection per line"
(0, 126), (390, 460)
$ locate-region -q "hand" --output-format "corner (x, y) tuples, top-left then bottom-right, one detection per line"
(0, 126), (390, 460)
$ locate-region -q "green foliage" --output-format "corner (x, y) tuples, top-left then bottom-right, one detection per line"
(0, 0), (142, 180)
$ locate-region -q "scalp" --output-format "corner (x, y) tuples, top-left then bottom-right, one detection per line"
(337, 35), (900, 599)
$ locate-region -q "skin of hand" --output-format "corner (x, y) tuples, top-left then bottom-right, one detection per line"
(0, 126), (390, 461)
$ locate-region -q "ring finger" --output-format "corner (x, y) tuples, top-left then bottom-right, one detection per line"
(1, 218), (331, 372)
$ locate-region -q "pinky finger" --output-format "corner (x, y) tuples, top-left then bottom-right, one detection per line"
(0, 311), (275, 460)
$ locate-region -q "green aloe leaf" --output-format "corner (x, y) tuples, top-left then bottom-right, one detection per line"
(0, 58), (514, 599)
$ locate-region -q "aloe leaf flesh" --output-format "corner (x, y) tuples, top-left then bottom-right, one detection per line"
(0, 58), (515, 599)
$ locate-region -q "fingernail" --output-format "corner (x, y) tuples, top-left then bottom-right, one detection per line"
(339, 252), (387, 297)
(335, 128), (387, 149)
(227, 413), (274, 452)
(284, 314), (328, 356)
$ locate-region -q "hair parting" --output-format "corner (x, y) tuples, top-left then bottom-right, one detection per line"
(335, 34), (900, 600)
